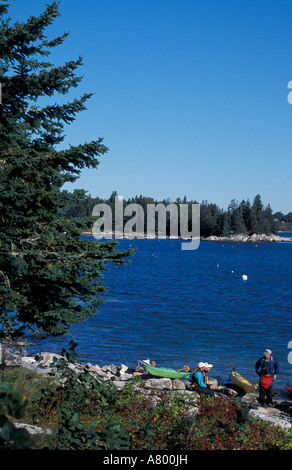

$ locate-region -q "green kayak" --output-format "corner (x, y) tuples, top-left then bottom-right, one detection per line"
(142, 362), (191, 379)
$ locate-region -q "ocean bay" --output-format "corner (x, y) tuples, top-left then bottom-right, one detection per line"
(28, 237), (292, 395)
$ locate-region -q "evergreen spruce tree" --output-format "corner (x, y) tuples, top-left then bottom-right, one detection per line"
(250, 194), (277, 235)
(220, 211), (230, 236)
(263, 203), (277, 235)
(240, 199), (252, 234)
(0, 1), (133, 336)
(228, 200), (243, 233)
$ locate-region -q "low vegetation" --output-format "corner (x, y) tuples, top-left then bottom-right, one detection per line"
(1, 342), (292, 450)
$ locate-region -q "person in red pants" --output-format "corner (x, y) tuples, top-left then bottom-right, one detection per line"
(255, 349), (279, 407)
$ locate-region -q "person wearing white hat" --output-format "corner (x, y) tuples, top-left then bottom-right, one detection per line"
(255, 349), (280, 407)
(203, 363), (214, 389)
(190, 362), (215, 397)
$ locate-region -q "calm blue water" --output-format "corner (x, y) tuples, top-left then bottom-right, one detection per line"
(28, 235), (292, 394)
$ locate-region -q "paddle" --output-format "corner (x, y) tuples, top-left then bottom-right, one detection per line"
(147, 361), (189, 372)
(228, 363), (234, 383)
(176, 365), (190, 372)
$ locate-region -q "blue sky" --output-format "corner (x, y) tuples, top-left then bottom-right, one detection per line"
(8, 0), (292, 213)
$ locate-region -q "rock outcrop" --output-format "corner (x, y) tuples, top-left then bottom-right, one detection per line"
(202, 233), (292, 243)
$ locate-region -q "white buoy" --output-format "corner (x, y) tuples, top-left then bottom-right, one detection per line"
(242, 275), (248, 281)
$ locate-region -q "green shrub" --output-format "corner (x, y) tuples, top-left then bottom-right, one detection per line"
(0, 383), (33, 449)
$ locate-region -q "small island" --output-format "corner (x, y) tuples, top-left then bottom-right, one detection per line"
(71, 192), (291, 241)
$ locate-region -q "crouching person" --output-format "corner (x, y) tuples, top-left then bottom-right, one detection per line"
(191, 362), (215, 397)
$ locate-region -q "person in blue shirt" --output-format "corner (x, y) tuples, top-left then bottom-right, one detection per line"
(255, 349), (279, 407)
(191, 362), (215, 397)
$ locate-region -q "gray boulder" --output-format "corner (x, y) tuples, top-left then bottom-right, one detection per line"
(144, 378), (173, 390)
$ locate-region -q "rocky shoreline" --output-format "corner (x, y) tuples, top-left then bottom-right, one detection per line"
(201, 233), (292, 243)
(83, 232), (292, 243)
(2, 339), (292, 432)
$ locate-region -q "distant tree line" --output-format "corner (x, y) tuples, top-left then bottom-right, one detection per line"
(274, 211), (292, 232)
(273, 211), (292, 223)
(64, 191), (285, 237)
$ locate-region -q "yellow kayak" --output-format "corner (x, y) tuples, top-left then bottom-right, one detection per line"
(229, 363), (258, 393)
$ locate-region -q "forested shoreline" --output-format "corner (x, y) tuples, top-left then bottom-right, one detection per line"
(64, 190), (291, 237)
